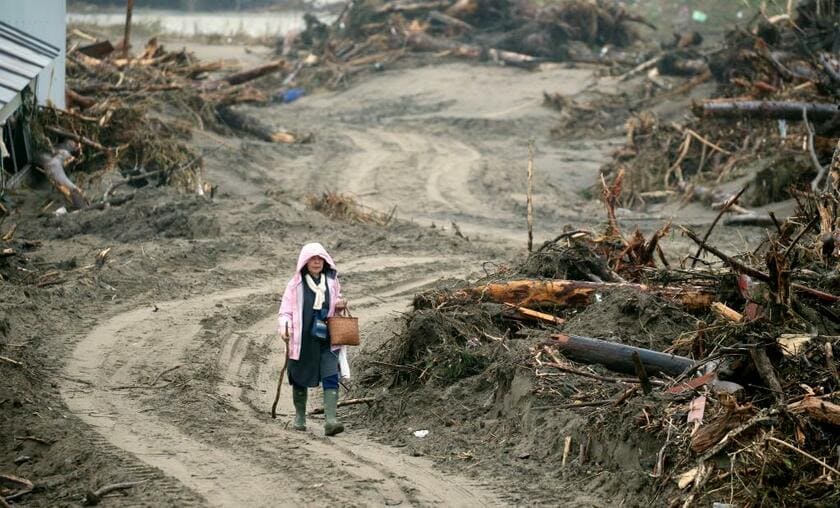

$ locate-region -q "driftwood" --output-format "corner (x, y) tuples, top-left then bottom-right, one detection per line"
(0, 474), (34, 502)
(504, 303), (564, 325)
(428, 10), (475, 32)
(455, 279), (714, 311)
(83, 480), (146, 506)
(65, 88), (97, 109)
(695, 100), (840, 121)
(723, 213), (777, 227)
(45, 125), (112, 153)
(788, 396), (840, 426)
(221, 60), (286, 86)
(217, 106), (306, 144)
(405, 32), (539, 67)
(711, 302), (744, 323)
(35, 140), (89, 209)
(549, 333), (696, 377)
(749, 347), (785, 404)
(682, 227), (840, 303)
(406, 31), (480, 57)
(309, 397), (376, 415)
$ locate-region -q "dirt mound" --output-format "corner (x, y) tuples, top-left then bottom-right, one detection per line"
(35, 189), (220, 242)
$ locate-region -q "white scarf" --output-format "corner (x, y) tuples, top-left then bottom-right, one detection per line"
(304, 273), (327, 310)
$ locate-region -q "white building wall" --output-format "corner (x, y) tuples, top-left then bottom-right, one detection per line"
(0, 0), (66, 108)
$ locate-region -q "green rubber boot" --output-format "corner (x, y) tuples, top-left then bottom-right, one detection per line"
(292, 387), (307, 431)
(323, 388), (345, 437)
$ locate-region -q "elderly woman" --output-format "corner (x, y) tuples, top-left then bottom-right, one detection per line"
(278, 242), (350, 436)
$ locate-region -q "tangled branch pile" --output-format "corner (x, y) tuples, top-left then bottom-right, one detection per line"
(356, 166), (840, 505)
(285, 0), (653, 88)
(32, 34), (292, 211)
(601, 0), (840, 213)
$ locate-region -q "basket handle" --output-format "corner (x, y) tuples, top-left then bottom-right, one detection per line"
(336, 303), (352, 317)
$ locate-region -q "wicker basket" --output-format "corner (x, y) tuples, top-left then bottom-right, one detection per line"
(328, 307), (360, 346)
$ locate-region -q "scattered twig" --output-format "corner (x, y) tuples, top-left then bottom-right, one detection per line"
(310, 397), (376, 415)
(682, 226), (840, 302)
(765, 436), (840, 476)
(691, 185), (749, 268)
(150, 364), (182, 386)
(526, 140), (535, 252)
(0, 355), (22, 367)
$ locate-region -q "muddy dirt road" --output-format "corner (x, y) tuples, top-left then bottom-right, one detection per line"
(46, 62), (680, 506)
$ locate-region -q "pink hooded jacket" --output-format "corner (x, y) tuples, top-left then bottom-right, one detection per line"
(278, 242), (350, 378)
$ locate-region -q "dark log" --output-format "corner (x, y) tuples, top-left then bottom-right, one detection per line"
(750, 347), (785, 404)
(65, 88), (97, 110)
(376, 0), (451, 14)
(455, 279), (715, 311)
(34, 140), (89, 210)
(122, 0), (135, 56)
(694, 100), (840, 121)
(723, 213), (777, 227)
(216, 105), (306, 144)
(77, 40), (114, 59)
(549, 333), (695, 377)
(221, 60), (286, 86)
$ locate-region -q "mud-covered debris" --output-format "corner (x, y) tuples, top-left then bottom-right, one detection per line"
(351, 155), (840, 506)
(600, 1), (840, 215)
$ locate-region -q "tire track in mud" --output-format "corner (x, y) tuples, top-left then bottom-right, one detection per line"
(62, 255), (502, 507)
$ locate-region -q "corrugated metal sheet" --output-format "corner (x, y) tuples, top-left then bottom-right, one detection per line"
(0, 20), (60, 112)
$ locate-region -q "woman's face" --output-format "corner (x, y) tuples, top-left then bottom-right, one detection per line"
(306, 256), (324, 276)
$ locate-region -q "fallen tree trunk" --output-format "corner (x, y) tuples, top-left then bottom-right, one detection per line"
(65, 88), (97, 110)
(694, 100), (840, 121)
(549, 333), (696, 377)
(405, 31), (480, 57)
(35, 140), (89, 209)
(723, 213), (777, 227)
(216, 105), (307, 144)
(404, 32), (539, 67)
(221, 60), (286, 86)
(454, 279), (714, 311)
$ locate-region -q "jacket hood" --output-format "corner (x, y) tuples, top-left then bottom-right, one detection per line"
(294, 242), (337, 276)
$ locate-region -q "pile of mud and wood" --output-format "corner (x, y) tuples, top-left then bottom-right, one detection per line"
(1, 23), (312, 222)
(600, 0), (840, 220)
(348, 167), (840, 505)
(282, 0), (655, 88)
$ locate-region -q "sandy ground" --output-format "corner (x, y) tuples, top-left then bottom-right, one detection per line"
(3, 46), (766, 506)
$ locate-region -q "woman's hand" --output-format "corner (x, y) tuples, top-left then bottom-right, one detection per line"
(335, 298), (347, 311)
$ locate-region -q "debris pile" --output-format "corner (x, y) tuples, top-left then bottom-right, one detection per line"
(600, 1), (840, 215)
(24, 32), (297, 213)
(352, 167), (839, 505)
(285, 0), (654, 88)
(305, 191), (395, 226)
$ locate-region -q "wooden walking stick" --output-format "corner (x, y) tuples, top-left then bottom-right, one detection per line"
(271, 323), (290, 419)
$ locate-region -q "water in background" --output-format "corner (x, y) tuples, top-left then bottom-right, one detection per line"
(67, 10), (332, 38)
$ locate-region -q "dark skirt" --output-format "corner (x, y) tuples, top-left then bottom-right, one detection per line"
(288, 273), (339, 387)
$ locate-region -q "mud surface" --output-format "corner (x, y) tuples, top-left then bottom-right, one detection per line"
(2, 55), (760, 506)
